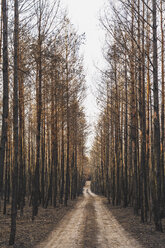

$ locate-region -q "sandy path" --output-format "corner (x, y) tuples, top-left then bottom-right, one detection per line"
(36, 185), (90, 248)
(89, 190), (142, 248)
(36, 181), (142, 248)
(36, 198), (86, 248)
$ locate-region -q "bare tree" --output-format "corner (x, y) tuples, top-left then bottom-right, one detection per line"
(0, 0), (9, 204)
(9, 0), (19, 244)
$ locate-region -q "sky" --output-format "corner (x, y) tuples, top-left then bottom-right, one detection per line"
(61, 0), (107, 151)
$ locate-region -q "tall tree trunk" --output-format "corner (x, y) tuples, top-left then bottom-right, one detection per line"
(53, 78), (58, 208)
(124, 53), (128, 208)
(146, 3), (151, 220)
(0, 0), (9, 202)
(9, 0), (19, 244)
(60, 81), (65, 204)
(65, 32), (70, 206)
(131, 0), (138, 215)
(106, 85), (110, 203)
(32, 13), (42, 219)
(141, 0), (148, 222)
(18, 65), (25, 216)
(160, 0), (165, 210)
(41, 95), (45, 207)
(114, 39), (120, 206)
(152, 0), (163, 232)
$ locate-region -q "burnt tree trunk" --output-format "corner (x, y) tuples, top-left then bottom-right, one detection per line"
(152, 0), (163, 232)
(9, 0), (19, 244)
(0, 0), (9, 202)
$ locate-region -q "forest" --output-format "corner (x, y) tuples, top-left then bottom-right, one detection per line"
(91, 0), (165, 233)
(0, 0), (165, 247)
(0, 0), (88, 245)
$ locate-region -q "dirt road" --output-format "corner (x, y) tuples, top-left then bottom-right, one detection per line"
(36, 181), (141, 248)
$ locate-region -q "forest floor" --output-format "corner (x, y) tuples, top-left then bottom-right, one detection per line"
(1, 182), (165, 248)
(0, 197), (78, 248)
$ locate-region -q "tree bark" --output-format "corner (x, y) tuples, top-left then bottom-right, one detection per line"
(9, 0), (19, 244)
(0, 0), (9, 202)
(152, 0), (163, 232)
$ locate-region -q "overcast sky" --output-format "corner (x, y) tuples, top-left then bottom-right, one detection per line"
(61, 0), (107, 150)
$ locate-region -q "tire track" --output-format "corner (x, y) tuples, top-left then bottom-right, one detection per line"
(83, 193), (98, 248)
(88, 188), (142, 248)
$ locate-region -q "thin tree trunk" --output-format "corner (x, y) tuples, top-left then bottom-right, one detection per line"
(53, 80), (58, 208)
(60, 84), (65, 204)
(160, 0), (165, 211)
(131, 0), (138, 215)
(9, 0), (19, 244)
(65, 32), (70, 206)
(152, 0), (163, 232)
(142, 0), (148, 222)
(0, 0), (9, 202)
(124, 53), (128, 208)
(32, 13), (42, 219)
